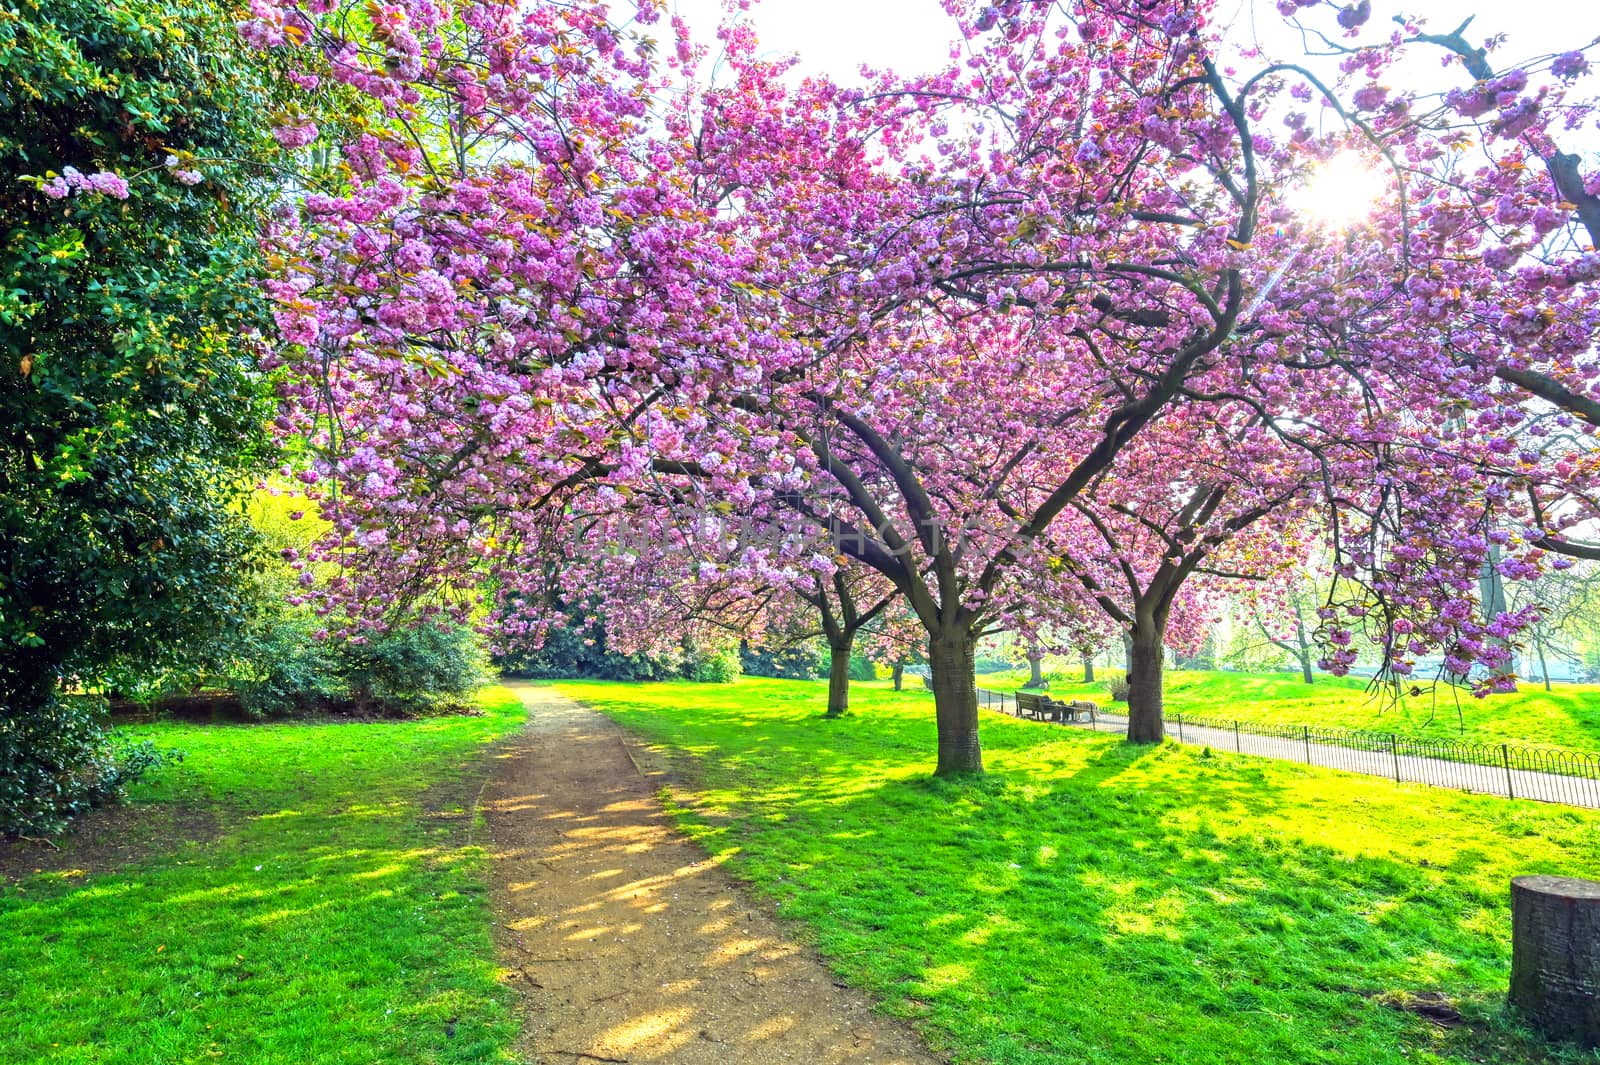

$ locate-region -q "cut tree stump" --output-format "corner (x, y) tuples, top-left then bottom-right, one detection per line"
(1510, 875), (1600, 1047)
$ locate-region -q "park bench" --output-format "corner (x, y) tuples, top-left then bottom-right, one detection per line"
(1015, 691), (1098, 724)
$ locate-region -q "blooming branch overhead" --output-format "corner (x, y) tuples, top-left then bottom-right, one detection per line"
(243, 0), (1600, 766)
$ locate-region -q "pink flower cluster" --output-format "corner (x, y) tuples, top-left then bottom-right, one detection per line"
(39, 167), (129, 200)
(238, 0), (1600, 707)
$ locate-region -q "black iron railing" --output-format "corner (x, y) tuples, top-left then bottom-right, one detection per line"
(975, 687), (1600, 808)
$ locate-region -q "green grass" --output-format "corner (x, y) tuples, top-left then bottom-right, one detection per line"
(0, 688), (527, 1065)
(981, 668), (1600, 753)
(557, 675), (1600, 1065)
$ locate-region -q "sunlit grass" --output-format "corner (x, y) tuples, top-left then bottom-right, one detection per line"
(0, 688), (527, 1065)
(559, 676), (1600, 1065)
(982, 668), (1600, 753)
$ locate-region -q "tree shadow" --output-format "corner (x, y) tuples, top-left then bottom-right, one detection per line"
(586, 688), (1600, 1065)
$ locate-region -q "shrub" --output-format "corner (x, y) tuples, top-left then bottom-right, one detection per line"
(741, 641), (826, 680)
(684, 643), (742, 684)
(494, 609), (682, 680)
(0, 697), (182, 836)
(339, 624), (490, 715)
(235, 615), (344, 717)
(1110, 679), (1131, 702)
(103, 736), (184, 794)
(223, 617), (491, 717)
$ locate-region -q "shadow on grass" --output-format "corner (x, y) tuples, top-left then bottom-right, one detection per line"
(564, 678), (1600, 1065)
(0, 695), (527, 1065)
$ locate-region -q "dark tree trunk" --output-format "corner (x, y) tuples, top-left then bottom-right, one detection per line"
(892, 661), (904, 691)
(1510, 875), (1600, 1047)
(1082, 656), (1095, 683)
(1027, 651), (1044, 688)
(1126, 619), (1165, 743)
(929, 630), (982, 775)
(824, 635), (853, 718)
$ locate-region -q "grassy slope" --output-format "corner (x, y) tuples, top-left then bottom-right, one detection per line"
(558, 676), (1600, 1065)
(0, 688), (527, 1065)
(981, 668), (1600, 752)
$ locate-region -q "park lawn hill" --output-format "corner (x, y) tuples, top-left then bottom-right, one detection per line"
(0, 689), (527, 1065)
(985, 668), (1600, 754)
(557, 675), (1600, 1065)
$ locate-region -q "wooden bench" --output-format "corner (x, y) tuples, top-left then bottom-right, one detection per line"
(1015, 691), (1097, 724)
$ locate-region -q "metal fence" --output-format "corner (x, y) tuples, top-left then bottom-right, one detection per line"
(975, 688), (1600, 809)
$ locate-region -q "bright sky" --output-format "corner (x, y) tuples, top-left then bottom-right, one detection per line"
(669, 0), (1597, 93)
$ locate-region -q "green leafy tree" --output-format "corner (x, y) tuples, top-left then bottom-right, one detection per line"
(0, 0), (282, 832)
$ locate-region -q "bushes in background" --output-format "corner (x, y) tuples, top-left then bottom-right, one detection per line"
(741, 641), (827, 680)
(340, 624), (490, 715)
(682, 641), (743, 683)
(848, 653), (878, 681)
(230, 617), (488, 718)
(495, 604), (742, 684)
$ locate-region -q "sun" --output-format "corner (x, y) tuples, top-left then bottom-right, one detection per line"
(1292, 152), (1387, 230)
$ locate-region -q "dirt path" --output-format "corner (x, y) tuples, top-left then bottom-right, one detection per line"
(483, 684), (944, 1065)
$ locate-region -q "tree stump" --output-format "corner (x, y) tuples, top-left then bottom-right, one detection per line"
(1510, 875), (1600, 1047)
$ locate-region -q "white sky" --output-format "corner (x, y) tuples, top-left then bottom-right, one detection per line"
(668, 0), (1598, 93)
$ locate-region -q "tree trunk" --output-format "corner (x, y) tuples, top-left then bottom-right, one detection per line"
(892, 661), (904, 691)
(1538, 639), (1552, 692)
(929, 630), (982, 775)
(1122, 632), (1134, 674)
(824, 635), (853, 718)
(1510, 875), (1600, 1047)
(1292, 604), (1315, 685)
(1126, 620), (1165, 743)
(1027, 651), (1044, 688)
(1082, 656), (1095, 683)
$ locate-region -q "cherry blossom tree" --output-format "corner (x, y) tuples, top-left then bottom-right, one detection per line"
(247, 0), (1600, 772)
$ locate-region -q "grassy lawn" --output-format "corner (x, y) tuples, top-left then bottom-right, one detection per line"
(980, 668), (1600, 753)
(557, 675), (1600, 1065)
(0, 688), (527, 1065)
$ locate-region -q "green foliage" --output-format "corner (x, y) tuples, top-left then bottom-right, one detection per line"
(495, 626), (681, 680)
(560, 677), (1600, 1065)
(1219, 621), (1293, 673)
(847, 652), (877, 681)
(682, 640), (742, 684)
(222, 609), (489, 718)
(740, 639), (827, 680)
(1, 687), (525, 1062)
(492, 601), (732, 674)
(0, 697), (182, 835)
(0, 697), (115, 836)
(0, 0), (286, 830)
(233, 613), (344, 717)
(340, 624), (491, 715)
